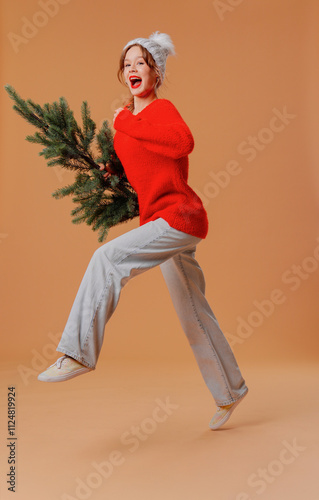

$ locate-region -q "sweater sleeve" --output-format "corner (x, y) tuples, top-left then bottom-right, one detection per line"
(113, 102), (194, 159)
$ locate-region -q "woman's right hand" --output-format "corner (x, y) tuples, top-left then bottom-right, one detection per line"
(113, 107), (124, 125)
(99, 163), (113, 180)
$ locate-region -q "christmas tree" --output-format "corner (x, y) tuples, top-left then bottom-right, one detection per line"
(4, 84), (139, 242)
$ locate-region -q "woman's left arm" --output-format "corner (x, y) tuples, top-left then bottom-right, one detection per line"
(113, 101), (194, 159)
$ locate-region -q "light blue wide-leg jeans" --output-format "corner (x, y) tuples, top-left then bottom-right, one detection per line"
(57, 218), (248, 406)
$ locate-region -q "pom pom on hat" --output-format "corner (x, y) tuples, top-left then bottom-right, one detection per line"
(122, 31), (175, 83)
(148, 31), (175, 57)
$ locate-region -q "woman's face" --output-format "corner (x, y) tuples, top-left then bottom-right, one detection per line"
(123, 45), (158, 98)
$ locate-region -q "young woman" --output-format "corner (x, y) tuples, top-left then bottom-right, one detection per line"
(38, 32), (248, 430)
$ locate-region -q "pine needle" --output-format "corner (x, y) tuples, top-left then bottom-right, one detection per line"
(5, 84), (139, 242)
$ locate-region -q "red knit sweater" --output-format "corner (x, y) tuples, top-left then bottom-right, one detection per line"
(113, 99), (208, 239)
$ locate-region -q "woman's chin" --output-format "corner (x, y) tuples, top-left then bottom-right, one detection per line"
(131, 89), (156, 99)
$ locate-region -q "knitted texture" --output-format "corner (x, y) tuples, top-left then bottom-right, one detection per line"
(113, 99), (209, 239)
(123, 31), (175, 81)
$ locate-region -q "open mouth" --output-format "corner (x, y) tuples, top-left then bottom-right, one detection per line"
(129, 77), (142, 89)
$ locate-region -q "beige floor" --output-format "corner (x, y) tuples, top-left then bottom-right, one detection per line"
(0, 359), (318, 500)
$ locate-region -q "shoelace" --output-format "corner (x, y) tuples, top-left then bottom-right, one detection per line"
(57, 355), (70, 368)
(48, 355), (69, 369)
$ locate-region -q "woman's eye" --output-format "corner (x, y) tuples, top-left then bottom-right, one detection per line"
(137, 61), (144, 65)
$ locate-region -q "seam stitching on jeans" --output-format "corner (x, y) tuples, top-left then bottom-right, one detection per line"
(83, 272), (113, 349)
(82, 223), (172, 352)
(115, 227), (172, 267)
(176, 254), (233, 400)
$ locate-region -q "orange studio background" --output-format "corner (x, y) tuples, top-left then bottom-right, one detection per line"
(0, 1), (319, 500)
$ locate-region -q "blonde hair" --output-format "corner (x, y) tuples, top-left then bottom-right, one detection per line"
(117, 44), (162, 112)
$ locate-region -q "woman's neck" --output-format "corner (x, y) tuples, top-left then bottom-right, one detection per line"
(133, 92), (158, 115)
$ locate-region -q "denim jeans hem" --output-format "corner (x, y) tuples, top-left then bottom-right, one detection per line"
(56, 346), (96, 370)
(216, 386), (249, 407)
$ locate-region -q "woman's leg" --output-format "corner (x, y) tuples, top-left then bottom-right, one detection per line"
(160, 246), (248, 406)
(56, 218), (201, 369)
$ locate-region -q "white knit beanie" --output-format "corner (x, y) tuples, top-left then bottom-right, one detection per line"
(122, 31), (175, 82)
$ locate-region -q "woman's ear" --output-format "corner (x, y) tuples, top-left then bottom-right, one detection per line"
(155, 74), (161, 88)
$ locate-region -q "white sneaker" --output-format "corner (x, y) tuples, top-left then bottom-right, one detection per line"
(209, 390), (248, 430)
(38, 355), (92, 382)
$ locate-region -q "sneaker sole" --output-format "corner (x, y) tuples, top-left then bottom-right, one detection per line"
(209, 388), (248, 430)
(37, 367), (92, 383)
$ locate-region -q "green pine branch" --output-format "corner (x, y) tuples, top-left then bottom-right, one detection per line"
(5, 84), (139, 242)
